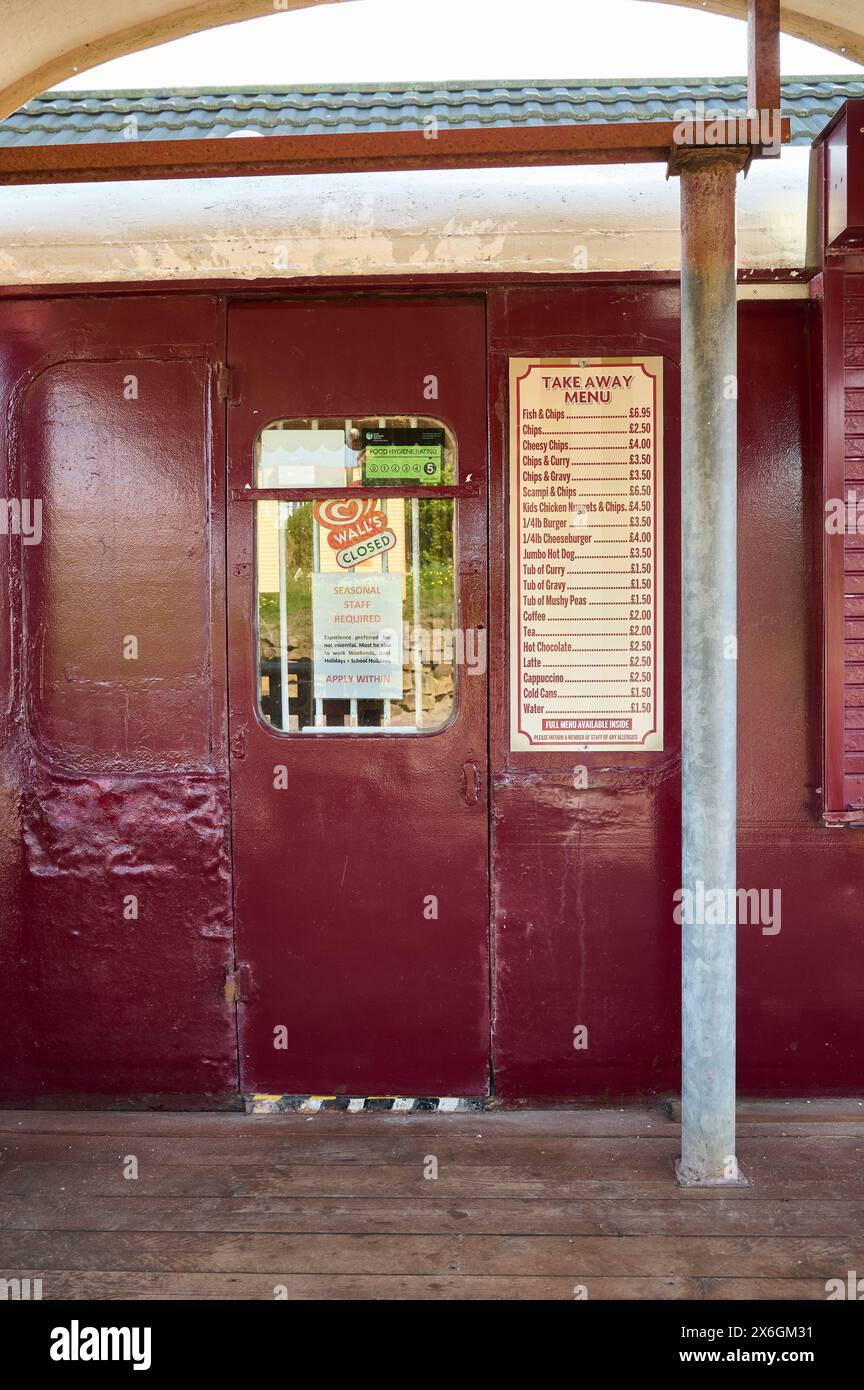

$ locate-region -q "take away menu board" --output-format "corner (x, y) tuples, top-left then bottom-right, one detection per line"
(509, 357), (664, 752)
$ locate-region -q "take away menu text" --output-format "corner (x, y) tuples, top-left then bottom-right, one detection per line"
(509, 357), (664, 752)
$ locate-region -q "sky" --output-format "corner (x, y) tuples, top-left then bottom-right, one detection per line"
(57, 0), (863, 91)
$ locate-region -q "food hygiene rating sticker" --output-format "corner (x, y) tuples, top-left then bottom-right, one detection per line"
(362, 427), (444, 485)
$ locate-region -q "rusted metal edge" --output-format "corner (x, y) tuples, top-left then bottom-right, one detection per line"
(748, 0), (782, 116)
(667, 143), (758, 179)
(0, 119), (791, 186)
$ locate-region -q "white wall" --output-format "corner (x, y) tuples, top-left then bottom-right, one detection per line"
(0, 148), (812, 285)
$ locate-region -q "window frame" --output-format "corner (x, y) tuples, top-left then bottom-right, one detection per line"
(248, 414), (478, 739)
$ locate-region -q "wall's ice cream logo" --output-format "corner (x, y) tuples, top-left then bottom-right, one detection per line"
(312, 496), (381, 547)
(312, 497), (397, 569)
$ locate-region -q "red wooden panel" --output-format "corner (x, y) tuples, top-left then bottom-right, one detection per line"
(0, 496), (12, 735)
(823, 270), (850, 814)
(822, 272), (864, 812)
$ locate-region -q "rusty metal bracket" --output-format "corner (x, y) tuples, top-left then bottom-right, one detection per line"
(216, 363), (239, 405)
(224, 963), (251, 1005)
(667, 139), (757, 179)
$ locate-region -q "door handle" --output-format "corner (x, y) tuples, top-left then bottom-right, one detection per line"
(230, 727), (247, 760)
(460, 759), (481, 806)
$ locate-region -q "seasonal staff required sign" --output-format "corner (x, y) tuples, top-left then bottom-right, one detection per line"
(312, 572), (404, 701)
(509, 357), (663, 752)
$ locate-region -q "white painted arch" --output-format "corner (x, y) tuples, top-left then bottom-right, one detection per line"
(1, 0), (864, 121)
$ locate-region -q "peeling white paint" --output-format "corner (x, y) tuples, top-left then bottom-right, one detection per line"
(736, 281), (810, 298)
(0, 150), (812, 285)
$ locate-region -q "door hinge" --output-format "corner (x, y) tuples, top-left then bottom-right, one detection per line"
(224, 963), (251, 1005)
(217, 363), (239, 405)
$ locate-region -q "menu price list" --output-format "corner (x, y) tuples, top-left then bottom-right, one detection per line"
(509, 357), (663, 752)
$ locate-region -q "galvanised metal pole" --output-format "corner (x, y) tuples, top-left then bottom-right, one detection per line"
(676, 149), (747, 1187)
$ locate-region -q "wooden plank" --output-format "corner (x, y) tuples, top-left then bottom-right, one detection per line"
(1, 1195), (861, 1239)
(2, 1269), (835, 1300)
(4, 1098), (860, 1137)
(2, 1161), (862, 1202)
(0, 1157), (682, 1199)
(4, 1132), (862, 1170)
(0, 1134), (688, 1164)
(0, 1106), (674, 1137)
(676, 1097), (864, 1124)
(0, 1230), (856, 1277)
(5, 1130), (864, 1165)
(0, 117), (791, 187)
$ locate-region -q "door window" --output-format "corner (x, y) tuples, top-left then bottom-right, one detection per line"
(255, 418), (459, 734)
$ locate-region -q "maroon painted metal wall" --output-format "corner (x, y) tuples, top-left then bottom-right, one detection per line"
(489, 287), (863, 1098)
(0, 295), (237, 1104)
(0, 278), (861, 1105)
(487, 282), (682, 1098)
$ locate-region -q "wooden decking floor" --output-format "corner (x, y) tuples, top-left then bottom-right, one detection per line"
(1, 1100), (862, 1300)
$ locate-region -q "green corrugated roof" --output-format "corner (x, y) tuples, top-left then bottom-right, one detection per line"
(0, 75), (860, 146)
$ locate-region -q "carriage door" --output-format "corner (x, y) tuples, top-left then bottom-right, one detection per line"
(226, 299), (490, 1097)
